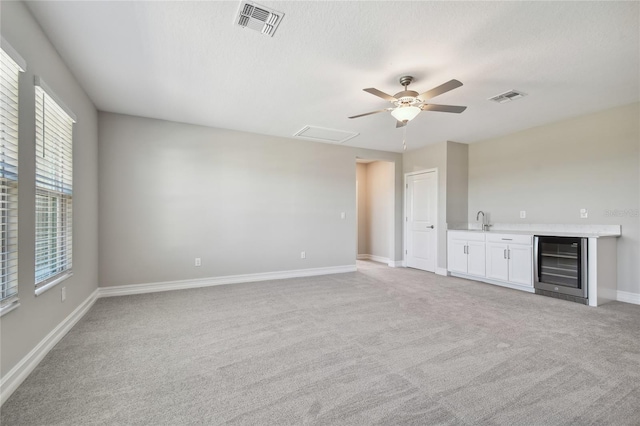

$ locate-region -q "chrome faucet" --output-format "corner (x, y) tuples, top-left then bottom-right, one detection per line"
(476, 210), (491, 231)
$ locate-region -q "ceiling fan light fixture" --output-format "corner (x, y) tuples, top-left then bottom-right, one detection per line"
(391, 105), (421, 123)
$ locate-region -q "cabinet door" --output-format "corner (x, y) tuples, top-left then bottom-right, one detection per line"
(508, 245), (533, 286)
(486, 242), (509, 281)
(467, 241), (486, 277)
(448, 239), (468, 273)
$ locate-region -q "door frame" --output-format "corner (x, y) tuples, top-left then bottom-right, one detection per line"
(403, 168), (439, 270)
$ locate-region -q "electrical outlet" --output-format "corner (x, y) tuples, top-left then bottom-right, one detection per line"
(61, 286), (66, 302)
(580, 208), (588, 219)
(520, 211), (526, 219)
(301, 251), (306, 259)
(195, 257), (201, 267)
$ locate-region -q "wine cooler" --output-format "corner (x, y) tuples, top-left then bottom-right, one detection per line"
(534, 236), (588, 304)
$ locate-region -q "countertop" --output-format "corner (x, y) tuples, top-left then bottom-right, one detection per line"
(447, 229), (620, 238)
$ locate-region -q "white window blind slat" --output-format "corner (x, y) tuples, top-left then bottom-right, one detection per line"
(34, 84), (73, 290)
(0, 48), (20, 306)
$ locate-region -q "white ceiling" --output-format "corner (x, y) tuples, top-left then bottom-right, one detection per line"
(25, 1), (639, 153)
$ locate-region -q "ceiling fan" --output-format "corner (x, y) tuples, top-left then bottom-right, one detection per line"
(349, 76), (467, 128)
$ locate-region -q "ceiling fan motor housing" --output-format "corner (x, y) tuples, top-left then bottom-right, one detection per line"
(394, 90), (420, 106)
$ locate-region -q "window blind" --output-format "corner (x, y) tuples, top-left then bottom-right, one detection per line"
(0, 48), (22, 307)
(35, 82), (74, 290)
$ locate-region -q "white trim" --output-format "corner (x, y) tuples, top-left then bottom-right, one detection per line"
(0, 289), (98, 406)
(435, 267), (448, 276)
(98, 265), (356, 298)
(1, 37), (26, 71)
(35, 272), (73, 296)
(449, 272), (536, 293)
(0, 300), (20, 317)
(34, 76), (77, 122)
(404, 168), (439, 273)
(387, 260), (404, 268)
(357, 254), (392, 264)
(356, 254), (390, 264)
(617, 290), (640, 305)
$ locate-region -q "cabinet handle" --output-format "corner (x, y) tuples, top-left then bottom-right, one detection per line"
(504, 249), (507, 259)
(507, 249), (510, 260)
(464, 245), (468, 254)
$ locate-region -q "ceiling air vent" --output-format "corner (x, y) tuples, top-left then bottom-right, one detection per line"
(236, 2), (284, 37)
(294, 126), (359, 144)
(489, 90), (527, 104)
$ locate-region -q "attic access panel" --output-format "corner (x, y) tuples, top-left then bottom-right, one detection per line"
(294, 126), (359, 144)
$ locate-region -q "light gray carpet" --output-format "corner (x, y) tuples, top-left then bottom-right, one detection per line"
(2, 260), (640, 425)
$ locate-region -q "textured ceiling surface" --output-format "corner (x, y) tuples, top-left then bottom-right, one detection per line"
(24, 1), (640, 152)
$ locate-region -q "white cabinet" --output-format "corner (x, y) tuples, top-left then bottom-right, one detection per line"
(485, 234), (533, 287)
(448, 231), (534, 293)
(508, 244), (533, 286)
(486, 242), (509, 281)
(447, 232), (485, 277)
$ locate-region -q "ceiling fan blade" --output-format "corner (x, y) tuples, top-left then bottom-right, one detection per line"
(363, 88), (398, 102)
(348, 108), (392, 119)
(420, 104), (467, 113)
(417, 79), (463, 101)
(396, 120), (407, 128)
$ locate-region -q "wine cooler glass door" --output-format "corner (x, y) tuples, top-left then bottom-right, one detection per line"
(535, 236), (588, 299)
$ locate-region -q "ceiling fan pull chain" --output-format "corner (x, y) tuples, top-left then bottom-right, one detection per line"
(402, 126), (407, 151)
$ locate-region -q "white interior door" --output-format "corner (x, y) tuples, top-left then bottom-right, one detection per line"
(406, 171), (437, 272)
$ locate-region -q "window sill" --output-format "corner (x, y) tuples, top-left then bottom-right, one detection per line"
(0, 298), (20, 317)
(35, 272), (73, 296)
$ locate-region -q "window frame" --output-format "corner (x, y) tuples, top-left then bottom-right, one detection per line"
(0, 39), (25, 316)
(34, 77), (76, 296)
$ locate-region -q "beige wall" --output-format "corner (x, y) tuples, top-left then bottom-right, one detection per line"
(1, 1), (99, 378)
(468, 102), (640, 294)
(98, 113), (403, 287)
(446, 142), (469, 226)
(365, 161), (395, 260)
(356, 163), (368, 255)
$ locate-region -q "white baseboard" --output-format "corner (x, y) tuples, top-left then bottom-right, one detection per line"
(435, 267), (448, 276)
(368, 255), (389, 264)
(98, 264), (357, 298)
(387, 260), (404, 268)
(449, 272), (535, 294)
(356, 254), (390, 264)
(617, 290), (640, 305)
(0, 288), (99, 406)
